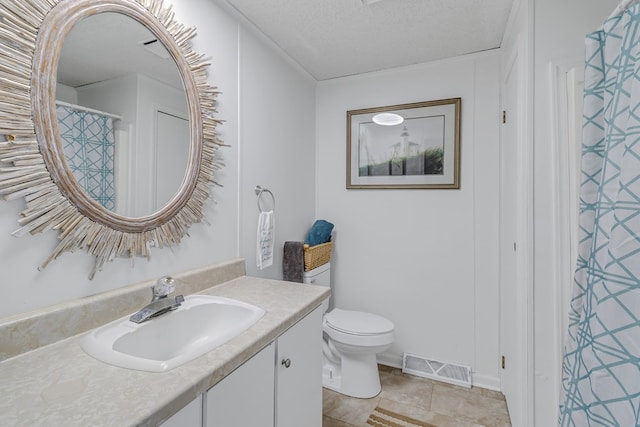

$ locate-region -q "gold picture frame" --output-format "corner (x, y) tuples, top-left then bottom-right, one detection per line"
(347, 98), (461, 189)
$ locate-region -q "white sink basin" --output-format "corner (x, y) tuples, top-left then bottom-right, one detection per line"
(80, 294), (265, 372)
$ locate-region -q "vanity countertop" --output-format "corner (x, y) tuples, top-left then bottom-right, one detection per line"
(0, 276), (330, 426)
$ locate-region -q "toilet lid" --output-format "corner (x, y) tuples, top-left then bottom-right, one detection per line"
(325, 308), (394, 335)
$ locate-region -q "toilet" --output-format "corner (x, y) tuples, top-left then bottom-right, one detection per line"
(303, 263), (394, 398)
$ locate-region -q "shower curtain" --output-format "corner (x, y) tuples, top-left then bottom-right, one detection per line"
(559, 4), (640, 426)
(56, 105), (116, 211)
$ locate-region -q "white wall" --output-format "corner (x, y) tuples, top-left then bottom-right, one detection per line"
(531, 0), (617, 425)
(237, 25), (317, 280)
(0, 0), (316, 319)
(316, 52), (502, 389)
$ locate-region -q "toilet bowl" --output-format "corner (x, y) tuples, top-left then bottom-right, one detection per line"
(302, 263), (395, 398)
(322, 308), (394, 398)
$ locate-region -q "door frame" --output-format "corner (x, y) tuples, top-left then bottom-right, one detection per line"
(499, 32), (535, 427)
(548, 58), (585, 420)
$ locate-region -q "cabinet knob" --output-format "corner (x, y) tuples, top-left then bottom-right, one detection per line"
(281, 358), (291, 368)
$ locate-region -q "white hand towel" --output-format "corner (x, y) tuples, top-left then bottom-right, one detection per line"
(257, 210), (274, 269)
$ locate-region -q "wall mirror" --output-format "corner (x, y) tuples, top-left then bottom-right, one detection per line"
(0, 0), (222, 278)
(57, 12), (190, 218)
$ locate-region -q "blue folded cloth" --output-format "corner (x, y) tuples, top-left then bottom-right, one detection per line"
(305, 220), (334, 246)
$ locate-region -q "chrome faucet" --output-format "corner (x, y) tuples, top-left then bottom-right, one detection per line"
(129, 276), (184, 324)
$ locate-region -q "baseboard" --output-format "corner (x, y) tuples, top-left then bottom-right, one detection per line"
(470, 373), (501, 391)
(377, 352), (403, 369)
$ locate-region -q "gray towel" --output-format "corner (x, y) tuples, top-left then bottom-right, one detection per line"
(283, 241), (304, 283)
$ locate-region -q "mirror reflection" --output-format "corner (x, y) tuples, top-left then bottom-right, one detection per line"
(56, 12), (190, 218)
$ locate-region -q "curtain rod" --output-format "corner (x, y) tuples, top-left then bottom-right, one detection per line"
(608, 0), (637, 20)
(55, 100), (123, 121)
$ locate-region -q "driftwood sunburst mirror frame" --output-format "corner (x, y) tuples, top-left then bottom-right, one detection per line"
(0, 0), (222, 278)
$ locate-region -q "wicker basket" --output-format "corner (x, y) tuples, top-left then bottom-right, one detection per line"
(303, 241), (332, 271)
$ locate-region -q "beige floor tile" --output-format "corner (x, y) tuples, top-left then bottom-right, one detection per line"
(376, 398), (482, 427)
(435, 380), (506, 401)
(378, 364), (397, 374)
(323, 415), (359, 427)
(476, 387), (507, 401)
(323, 366), (512, 427)
(430, 383), (511, 427)
(379, 369), (434, 411)
(323, 388), (381, 426)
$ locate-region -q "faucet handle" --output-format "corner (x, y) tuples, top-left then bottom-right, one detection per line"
(153, 276), (176, 299)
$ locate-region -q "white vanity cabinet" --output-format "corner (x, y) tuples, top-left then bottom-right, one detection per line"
(205, 306), (323, 427)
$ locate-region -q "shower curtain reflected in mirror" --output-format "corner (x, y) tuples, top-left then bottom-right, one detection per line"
(560, 4), (640, 426)
(56, 104), (116, 211)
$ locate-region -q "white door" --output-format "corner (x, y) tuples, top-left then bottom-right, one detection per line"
(499, 48), (527, 427)
(155, 110), (189, 211)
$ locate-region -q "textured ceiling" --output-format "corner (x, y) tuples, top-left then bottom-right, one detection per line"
(222, 0), (514, 80)
(59, 1), (514, 88)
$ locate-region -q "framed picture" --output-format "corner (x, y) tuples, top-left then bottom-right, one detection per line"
(346, 98), (461, 189)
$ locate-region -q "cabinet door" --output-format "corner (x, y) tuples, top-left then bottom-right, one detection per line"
(205, 343), (275, 427)
(161, 394), (203, 427)
(276, 307), (323, 427)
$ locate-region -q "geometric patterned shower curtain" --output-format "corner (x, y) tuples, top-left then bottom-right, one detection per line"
(56, 104), (116, 211)
(559, 4), (640, 426)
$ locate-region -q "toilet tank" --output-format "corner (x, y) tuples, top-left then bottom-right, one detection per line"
(303, 263), (331, 312)
(302, 262), (331, 287)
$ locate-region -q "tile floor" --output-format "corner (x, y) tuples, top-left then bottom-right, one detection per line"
(323, 365), (512, 427)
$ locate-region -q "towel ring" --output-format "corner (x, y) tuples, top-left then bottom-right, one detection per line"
(255, 186), (275, 212)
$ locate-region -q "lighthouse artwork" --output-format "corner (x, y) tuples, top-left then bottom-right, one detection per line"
(347, 98), (460, 189)
(358, 120), (445, 178)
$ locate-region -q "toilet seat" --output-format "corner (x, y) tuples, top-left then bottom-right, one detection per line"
(324, 308), (394, 336)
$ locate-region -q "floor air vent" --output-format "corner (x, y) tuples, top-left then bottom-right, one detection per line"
(402, 353), (471, 388)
